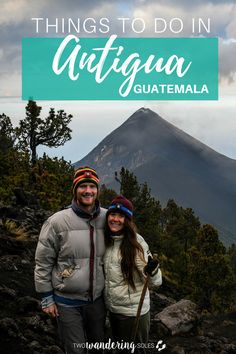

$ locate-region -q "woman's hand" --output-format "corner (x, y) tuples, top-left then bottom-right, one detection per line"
(144, 255), (159, 276)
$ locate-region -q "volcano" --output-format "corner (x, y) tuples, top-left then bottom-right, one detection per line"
(75, 108), (236, 246)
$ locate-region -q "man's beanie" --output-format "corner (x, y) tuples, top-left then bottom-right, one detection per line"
(107, 195), (133, 220)
(73, 166), (99, 194)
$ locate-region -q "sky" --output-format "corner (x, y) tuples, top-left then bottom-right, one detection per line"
(0, 0), (236, 163)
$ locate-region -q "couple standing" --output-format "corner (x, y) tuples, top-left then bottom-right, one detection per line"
(35, 166), (162, 354)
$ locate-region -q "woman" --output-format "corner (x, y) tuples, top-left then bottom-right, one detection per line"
(103, 195), (162, 353)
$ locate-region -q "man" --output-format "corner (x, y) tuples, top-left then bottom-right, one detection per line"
(35, 166), (106, 354)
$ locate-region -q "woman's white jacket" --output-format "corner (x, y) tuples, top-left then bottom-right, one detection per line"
(103, 234), (162, 316)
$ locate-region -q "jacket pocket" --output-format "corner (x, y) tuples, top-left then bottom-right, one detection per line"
(53, 260), (90, 294)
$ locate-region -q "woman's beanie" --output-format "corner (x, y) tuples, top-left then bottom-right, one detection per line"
(107, 195), (134, 219)
(73, 166), (99, 194)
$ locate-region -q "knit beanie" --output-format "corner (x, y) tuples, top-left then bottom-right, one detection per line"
(107, 195), (133, 219)
(73, 166), (99, 194)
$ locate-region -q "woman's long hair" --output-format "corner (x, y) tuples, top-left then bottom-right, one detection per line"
(104, 216), (145, 290)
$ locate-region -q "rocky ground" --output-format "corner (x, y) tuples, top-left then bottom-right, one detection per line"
(0, 204), (236, 354)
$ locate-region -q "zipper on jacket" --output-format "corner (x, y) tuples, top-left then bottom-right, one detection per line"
(106, 241), (117, 304)
(89, 224), (95, 301)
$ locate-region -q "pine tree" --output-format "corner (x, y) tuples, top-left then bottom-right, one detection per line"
(99, 185), (117, 209)
(134, 182), (162, 251)
(0, 114), (30, 203)
(0, 113), (16, 153)
(119, 167), (140, 202)
(227, 244), (236, 275)
(33, 154), (74, 210)
(188, 224), (236, 312)
(15, 100), (73, 166)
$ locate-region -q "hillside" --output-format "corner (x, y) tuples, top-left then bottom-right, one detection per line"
(0, 204), (236, 354)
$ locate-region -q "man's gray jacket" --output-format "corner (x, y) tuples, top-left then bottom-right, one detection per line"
(35, 203), (106, 302)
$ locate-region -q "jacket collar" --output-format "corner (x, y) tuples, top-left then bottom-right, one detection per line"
(111, 234), (124, 240)
(71, 198), (101, 220)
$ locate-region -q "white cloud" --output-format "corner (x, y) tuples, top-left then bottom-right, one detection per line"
(0, 0), (45, 25)
(132, 2), (236, 38)
(219, 38), (236, 81)
(225, 5), (236, 38)
(0, 71), (21, 97)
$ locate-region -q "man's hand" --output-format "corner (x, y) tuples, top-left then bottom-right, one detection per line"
(144, 255), (159, 276)
(42, 303), (58, 317)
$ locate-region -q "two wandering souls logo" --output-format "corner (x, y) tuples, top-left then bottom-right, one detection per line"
(22, 17), (218, 100)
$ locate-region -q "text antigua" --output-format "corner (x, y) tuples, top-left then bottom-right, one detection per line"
(52, 34), (192, 97)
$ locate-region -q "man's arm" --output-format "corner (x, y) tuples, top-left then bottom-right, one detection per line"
(35, 219), (59, 312)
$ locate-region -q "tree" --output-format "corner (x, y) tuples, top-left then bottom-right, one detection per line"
(99, 184), (117, 208)
(160, 200), (201, 292)
(0, 113), (16, 153)
(188, 224), (236, 312)
(134, 182), (162, 251)
(33, 153), (74, 210)
(227, 244), (236, 275)
(15, 100), (73, 166)
(0, 114), (30, 204)
(119, 167), (140, 202)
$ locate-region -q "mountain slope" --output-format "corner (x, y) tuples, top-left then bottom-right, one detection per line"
(75, 108), (236, 245)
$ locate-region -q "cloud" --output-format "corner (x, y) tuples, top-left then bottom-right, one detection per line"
(225, 5), (236, 38)
(132, 1), (235, 38)
(0, 71), (21, 97)
(148, 98), (236, 160)
(133, 0), (235, 8)
(219, 38), (236, 82)
(0, 0), (45, 25)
